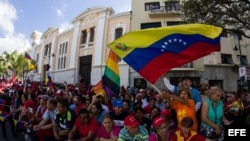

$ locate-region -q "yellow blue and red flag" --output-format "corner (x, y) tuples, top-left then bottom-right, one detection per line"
(45, 72), (53, 88)
(109, 24), (222, 83)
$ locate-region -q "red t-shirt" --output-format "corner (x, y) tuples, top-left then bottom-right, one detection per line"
(74, 117), (99, 138)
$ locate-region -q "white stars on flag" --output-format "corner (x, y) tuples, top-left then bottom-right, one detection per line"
(160, 37), (187, 52)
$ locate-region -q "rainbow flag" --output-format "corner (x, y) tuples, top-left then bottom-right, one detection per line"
(109, 24), (222, 83)
(102, 50), (120, 98)
(93, 80), (105, 96)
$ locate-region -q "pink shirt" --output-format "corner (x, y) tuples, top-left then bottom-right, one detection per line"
(96, 125), (121, 139)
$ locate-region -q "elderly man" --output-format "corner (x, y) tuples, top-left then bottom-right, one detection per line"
(117, 115), (149, 141)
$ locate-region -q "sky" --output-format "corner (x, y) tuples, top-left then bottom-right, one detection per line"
(0, 0), (131, 54)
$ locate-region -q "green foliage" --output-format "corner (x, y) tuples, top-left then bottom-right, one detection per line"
(182, 0), (250, 38)
(0, 51), (33, 79)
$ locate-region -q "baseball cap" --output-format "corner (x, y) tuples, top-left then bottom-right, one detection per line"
(38, 94), (49, 101)
(161, 109), (170, 117)
(153, 117), (166, 127)
(124, 115), (139, 128)
(55, 90), (63, 95)
(24, 100), (35, 109)
(112, 98), (123, 107)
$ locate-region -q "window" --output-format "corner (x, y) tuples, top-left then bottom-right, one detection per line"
(65, 42), (68, 53)
(58, 58), (60, 69)
(44, 43), (51, 56)
(63, 56), (66, 68)
(141, 22), (161, 29)
(81, 30), (87, 44)
(167, 21), (186, 26)
(60, 57), (63, 69)
(115, 28), (123, 39)
(89, 27), (95, 42)
(62, 43), (65, 54)
(165, 1), (180, 11)
(44, 45), (48, 56)
(145, 2), (160, 11)
(115, 28), (123, 62)
(57, 41), (68, 69)
(221, 54), (234, 64)
(237, 55), (249, 65)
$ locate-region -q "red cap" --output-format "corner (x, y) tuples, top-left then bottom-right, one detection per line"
(55, 90), (63, 95)
(161, 109), (170, 117)
(124, 115), (139, 128)
(24, 100), (34, 108)
(153, 117), (165, 127)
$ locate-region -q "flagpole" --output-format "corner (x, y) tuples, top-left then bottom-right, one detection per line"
(142, 76), (163, 95)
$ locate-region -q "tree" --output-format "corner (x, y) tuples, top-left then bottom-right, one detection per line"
(0, 56), (8, 78)
(0, 51), (35, 80)
(182, 0), (250, 38)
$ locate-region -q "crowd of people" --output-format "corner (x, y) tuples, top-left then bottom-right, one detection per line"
(0, 76), (250, 141)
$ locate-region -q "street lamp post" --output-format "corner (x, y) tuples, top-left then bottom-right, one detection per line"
(234, 33), (248, 92)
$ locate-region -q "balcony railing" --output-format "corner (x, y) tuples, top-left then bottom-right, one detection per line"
(149, 6), (181, 15)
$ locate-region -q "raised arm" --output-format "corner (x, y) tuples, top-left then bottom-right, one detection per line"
(163, 77), (175, 92)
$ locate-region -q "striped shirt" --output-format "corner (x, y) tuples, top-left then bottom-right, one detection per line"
(117, 125), (149, 141)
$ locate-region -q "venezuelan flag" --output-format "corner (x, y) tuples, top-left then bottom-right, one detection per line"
(45, 72), (53, 88)
(102, 50), (120, 98)
(109, 24), (222, 83)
